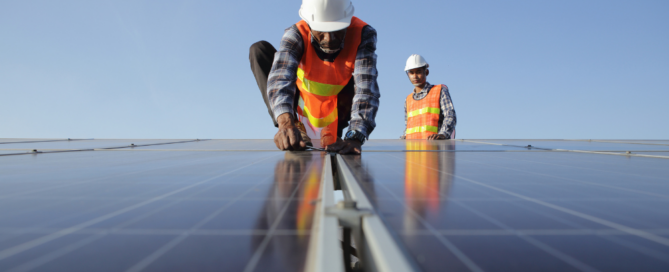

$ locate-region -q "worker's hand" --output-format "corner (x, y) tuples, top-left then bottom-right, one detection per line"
(326, 139), (362, 155)
(427, 134), (447, 140)
(274, 113), (307, 151)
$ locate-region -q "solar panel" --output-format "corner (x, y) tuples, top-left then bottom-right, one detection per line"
(1, 139), (668, 271)
(0, 142), (326, 271)
(341, 140), (669, 272)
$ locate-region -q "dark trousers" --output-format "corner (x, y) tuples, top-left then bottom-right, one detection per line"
(249, 41), (354, 137)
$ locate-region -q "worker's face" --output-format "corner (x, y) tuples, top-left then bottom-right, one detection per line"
(407, 67), (429, 87)
(311, 28), (347, 53)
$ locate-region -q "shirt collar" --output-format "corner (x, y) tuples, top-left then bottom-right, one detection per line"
(416, 81), (432, 94)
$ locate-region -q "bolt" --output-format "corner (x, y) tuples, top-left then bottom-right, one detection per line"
(626, 151), (631, 154)
(32, 149), (37, 153)
(131, 143), (135, 146)
(527, 145), (532, 148)
(67, 138), (71, 141)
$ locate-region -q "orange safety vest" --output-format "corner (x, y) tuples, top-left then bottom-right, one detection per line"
(295, 17), (368, 147)
(406, 85), (442, 139)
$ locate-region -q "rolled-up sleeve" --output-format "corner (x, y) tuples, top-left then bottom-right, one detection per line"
(348, 25), (380, 139)
(267, 26), (303, 119)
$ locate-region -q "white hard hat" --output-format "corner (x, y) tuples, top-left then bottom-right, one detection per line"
(299, 0), (355, 32)
(404, 54), (429, 71)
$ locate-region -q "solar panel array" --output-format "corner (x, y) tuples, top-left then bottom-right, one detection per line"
(1, 139), (668, 271)
(345, 139), (669, 272)
(0, 140), (325, 272)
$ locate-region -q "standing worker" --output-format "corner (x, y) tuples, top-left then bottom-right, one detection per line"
(401, 54), (457, 140)
(249, 0), (380, 154)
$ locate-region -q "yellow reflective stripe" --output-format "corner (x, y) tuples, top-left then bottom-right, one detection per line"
(297, 68), (345, 97)
(407, 107), (440, 118)
(406, 126), (438, 134)
(303, 106), (337, 128)
(299, 97), (337, 128)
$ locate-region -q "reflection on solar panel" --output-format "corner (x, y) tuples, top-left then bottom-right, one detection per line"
(1, 139), (668, 271)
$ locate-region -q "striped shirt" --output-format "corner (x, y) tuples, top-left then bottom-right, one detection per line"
(267, 24), (380, 139)
(403, 82), (457, 138)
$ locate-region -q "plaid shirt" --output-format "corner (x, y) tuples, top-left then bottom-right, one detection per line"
(403, 81), (457, 138)
(267, 24), (380, 139)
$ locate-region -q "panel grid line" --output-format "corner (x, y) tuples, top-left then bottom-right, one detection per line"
(451, 201), (600, 272)
(242, 155), (321, 272)
(344, 157), (484, 272)
(383, 152), (669, 264)
(478, 151), (669, 181)
(393, 153), (669, 247)
(0, 154), (252, 247)
(371, 155), (601, 271)
(0, 151), (229, 200)
(0, 153), (280, 262)
(457, 154), (669, 198)
(124, 175), (276, 272)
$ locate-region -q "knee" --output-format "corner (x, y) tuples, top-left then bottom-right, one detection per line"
(249, 40), (273, 58)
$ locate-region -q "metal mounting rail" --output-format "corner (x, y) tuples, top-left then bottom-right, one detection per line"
(0, 138), (91, 144)
(305, 155), (345, 272)
(0, 139), (207, 157)
(462, 139), (669, 159)
(335, 155), (418, 272)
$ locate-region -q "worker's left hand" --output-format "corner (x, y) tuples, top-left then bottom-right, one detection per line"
(427, 134), (447, 140)
(325, 139), (362, 155)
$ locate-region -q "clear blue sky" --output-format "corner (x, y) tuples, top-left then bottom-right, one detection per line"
(1, 0), (667, 139)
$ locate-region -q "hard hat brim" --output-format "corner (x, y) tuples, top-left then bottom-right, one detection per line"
(404, 64), (428, 72)
(299, 10), (352, 32)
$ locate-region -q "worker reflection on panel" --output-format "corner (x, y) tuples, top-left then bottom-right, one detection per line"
(252, 152), (322, 271)
(249, 0), (380, 154)
(400, 54), (457, 140)
(403, 141), (455, 231)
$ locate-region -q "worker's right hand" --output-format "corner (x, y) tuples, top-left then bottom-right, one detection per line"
(274, 113), (307, 151)
(428, 134), (447, 140)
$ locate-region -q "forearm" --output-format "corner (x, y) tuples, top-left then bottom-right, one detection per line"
(439, 112), (456, 137)
(267, 26), (303, 118)
(348, 91), (380, 138)
(402, 100), (407, 138)
(268, 67), (297, 118)
(438, 85), (457, 137)
(348, 26), (380, 139)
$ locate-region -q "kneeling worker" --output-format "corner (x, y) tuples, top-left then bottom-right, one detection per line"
(249, 0), (380, 154)
(402, 54), (457, 140)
